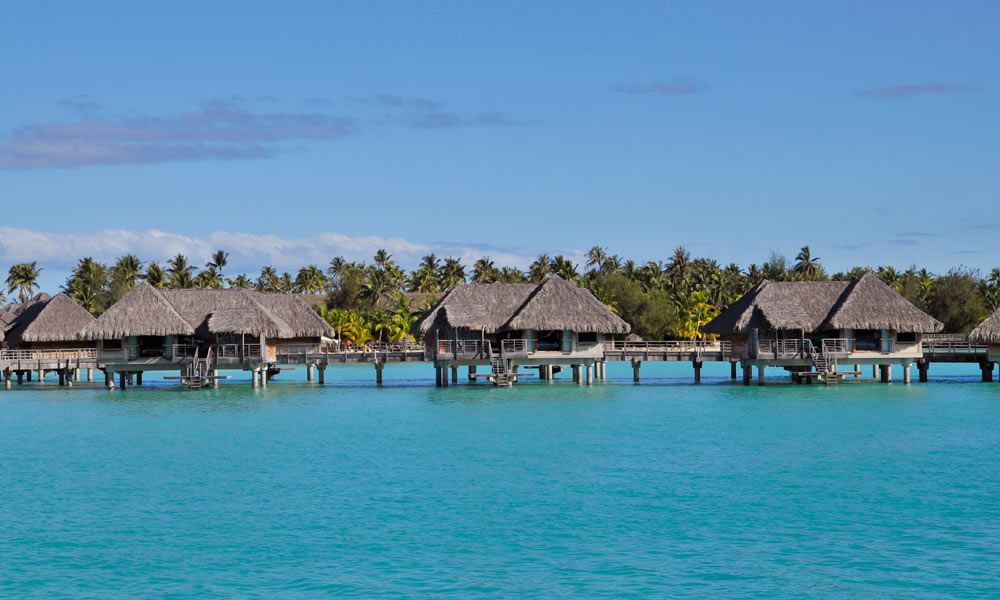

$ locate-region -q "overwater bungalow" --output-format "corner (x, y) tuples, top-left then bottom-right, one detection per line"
(0, 293), (98, 386)
(78, 282), (334, 388)
(413, 275), (630, 386)
(969, 309), (1000, 366)
(704, 273), (943, 384)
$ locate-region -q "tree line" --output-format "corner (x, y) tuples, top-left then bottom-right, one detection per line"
(4, 245), (999, 339)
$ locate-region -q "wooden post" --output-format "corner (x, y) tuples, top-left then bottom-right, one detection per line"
(982, 362), (994, 382)
(854, 364), (860, 378)
(730, 361), (737, 379)
(119, 372), (127, 389)
(87, 368), (93, 382)
(693, 360), (702, 383)
(435, 366), (442, 387)
(903, 363), (911, 384)
(439, 364), (446, 387)
(136, 372), (143, 386)
(872, 365), (878, 379)
(4, 372), (10, 389)
(318, 365), (325, 384)
(375, 362), (384, 385)
(37, 370), (44, 382)
(586, 363), (593, 385)
(879, 365), (889, 383)
(307, 364), (314, 382)
(252, 368), (259, 388)
(212, 369), (218, 388)
(632, 360), (641, 383)
(451, 366), (458, 384)
(757, 364), (766, 386)
(17, 371), (24, 385)
(261, 368), (268, 388)
(74, 368), (80, 382)
(918, 361), (928, 383)
(106, 370), (114, 389)
(58, 370), (66, 386)
(742, 364), (751, 385)
(468, 365), (477, 381)
(26, 370), (32, 382)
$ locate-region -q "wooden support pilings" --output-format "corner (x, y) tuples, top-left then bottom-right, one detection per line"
(451, 366), (458, 384)
(903, 363), (911, 384)
(87, 368), (93, 382)
(318, 365), (325, 384)
(306, 364), (314, 382)
(742, 364), (751, 386)
(632, 360), (641, 383)
(918, 361), (928, 383)
(375, 362), (384, 386)
(586, 363), (593, 385)
(468, 365), (476, 381)
(693, 360), (702, 383)
(435, 366), (442, 387)
(982, 362), (994, 382)
(757, 364), (766, 386)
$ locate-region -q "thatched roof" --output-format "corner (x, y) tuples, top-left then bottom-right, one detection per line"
(705, 273), (942, 334)
(79, 283), (333, 340)
(414, 276), (630, 335)
(2, 293), (95, 344)
(206, 307), (293, 337)
(507, 276), (630, 334)
(970, 309), (1000, 344)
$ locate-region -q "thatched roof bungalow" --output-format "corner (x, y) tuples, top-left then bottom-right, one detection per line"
(705, 272), (942, 360)
(0, 293), (95, 349)
(969, 309), (1000, 362)
(79, 283), (333, 361)
(414, 276), (629, 356)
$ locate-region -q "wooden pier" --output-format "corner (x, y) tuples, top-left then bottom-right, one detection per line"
(0, 337), (996, 389)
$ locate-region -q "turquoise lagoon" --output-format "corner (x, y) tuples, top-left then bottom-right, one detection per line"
(2, 361), (999, 598)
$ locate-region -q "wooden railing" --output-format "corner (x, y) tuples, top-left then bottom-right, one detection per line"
(922, 335), (987, 354)
(821, 338), (855, 355)
(501, 339), (528, 355)
(242, 344), (262, 358)
(0, 348), (98, 361)
(172, 344), (198, 359)
(757, 339), (804, 357)
(605, 340), (731, 358)
(435, 340), (487, 357)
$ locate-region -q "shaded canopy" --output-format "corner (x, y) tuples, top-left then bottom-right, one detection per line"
(79, 282), (333, 340)
(414, 276), (630, 335)
(705, 273), (942, 334)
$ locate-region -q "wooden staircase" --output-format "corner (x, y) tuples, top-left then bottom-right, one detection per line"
(810, 347), (838, 385)
(182, 347), (214, 389)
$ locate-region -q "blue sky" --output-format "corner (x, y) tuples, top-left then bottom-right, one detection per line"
(1, 1), (998, 291)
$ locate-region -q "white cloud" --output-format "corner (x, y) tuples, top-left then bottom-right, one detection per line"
(0, 227), (566, 274)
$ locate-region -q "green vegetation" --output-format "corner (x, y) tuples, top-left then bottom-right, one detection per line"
(6, 244), (998, 337)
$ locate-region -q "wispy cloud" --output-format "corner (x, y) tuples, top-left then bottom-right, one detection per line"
(613, 78), (702, 95)
(856, 82), (977, 98)
(58, 94), (102, 113)
(949, 249), (982, 255)
(353, 94), (523, 129)
(0, 227), (547, 273)
(887, 239), (920, 246)
(0, 101), (355, 168)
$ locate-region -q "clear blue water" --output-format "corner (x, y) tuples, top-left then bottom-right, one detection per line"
(2, 361), (999, 598)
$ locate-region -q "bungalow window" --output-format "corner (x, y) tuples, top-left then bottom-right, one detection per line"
(897, 332), (917, 344)
(103, 339), (122, 350)
(536, 330), (562, 351)
(577, 332), (599, 344)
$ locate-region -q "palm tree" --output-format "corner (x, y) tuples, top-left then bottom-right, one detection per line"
(7, 262), (42, 303)
(207, 250), (229, 275)
(472, 257), (499, 283)
(110, 254), (143, 299)
(256, 266), (279, 292)
(373, 249), (394, 270)
(328, 256), (349, 284)
(361, 266), (394, 306)
(793, 246), (823, 281)
(550, 255), (579, 282)
(64, 258), (109, 314)
(667, 246), (691, 291)
(143, 262), (167, 289)
(228, 274), (254, 289)
(295, 265), (327, 294)
(167, 254), (196, 289)
(194, 266), (225, 289)
(585, 246), (609, 272)
(499, 266), (528, 283)
(528, 254), (552, 283)
(439, 257), (466, 289)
